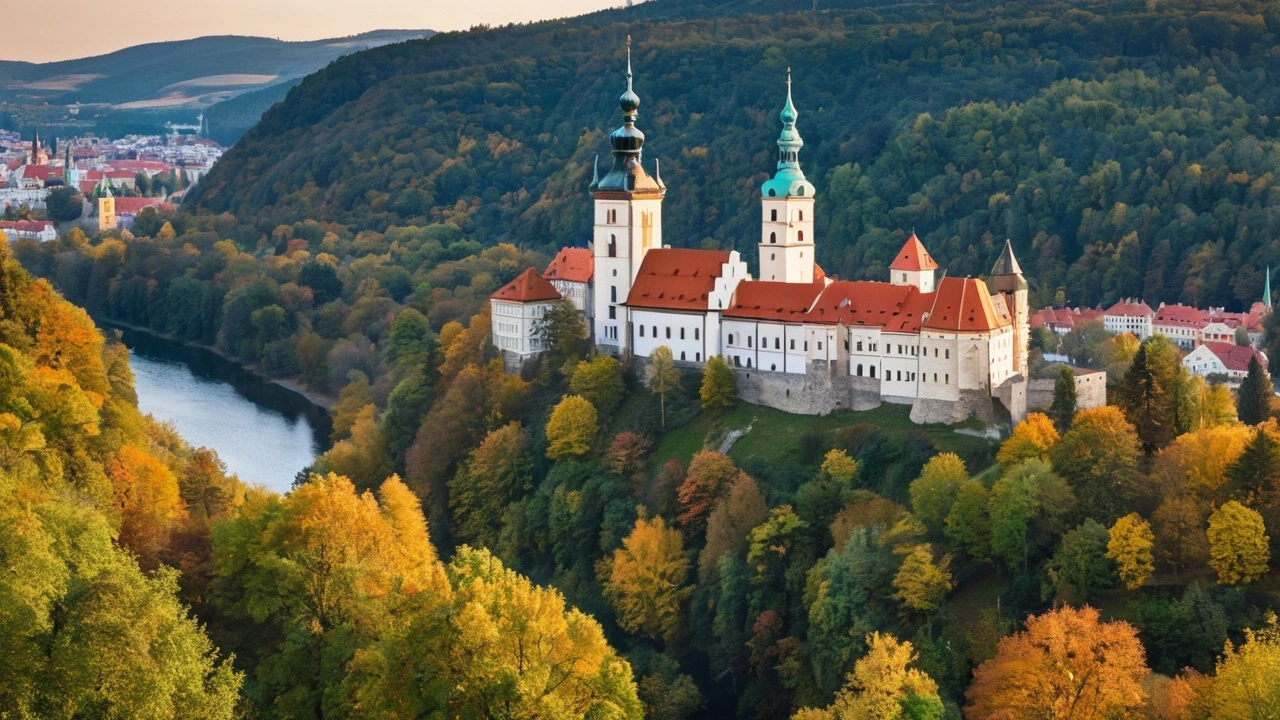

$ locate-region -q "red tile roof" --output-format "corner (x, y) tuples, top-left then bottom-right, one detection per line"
(806, 281), (933, 332)
(112, 197), (164, 214)
(625, 249), (732, 311)
(19, 165), (54, 181)
(724, 279), (826, 321)
(1154, 303), (1210, 327)
(889, 233), (938, 271)
(105, 170), (136, 180)
(1105, 300), (1154, 317)
(544, 247), (594, 284)
(1032, 306), (1104, 331)
(490, 268), (561, 303)
(1201, 341), (1266, 373)
(923, 277), (1010, 332)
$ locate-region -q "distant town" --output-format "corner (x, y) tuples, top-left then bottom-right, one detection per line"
(0, 126), (222, 241)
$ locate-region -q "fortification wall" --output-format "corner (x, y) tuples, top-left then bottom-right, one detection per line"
(733, 362), (881, 415)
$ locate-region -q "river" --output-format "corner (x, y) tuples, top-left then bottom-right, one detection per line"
(112, 325), (332, 494)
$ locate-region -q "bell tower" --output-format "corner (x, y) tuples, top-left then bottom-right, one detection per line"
(590, 37), (665, 353)
(759, 70), (816, 284)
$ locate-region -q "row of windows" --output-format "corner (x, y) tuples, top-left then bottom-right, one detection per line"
(852, 363), (950, 385)
(639, 325), (701, 341)
(767, 209), (805, 222)
(766, 231), (805, 244)
(726, 333), (821, 351)
(851, 339), (951, 360)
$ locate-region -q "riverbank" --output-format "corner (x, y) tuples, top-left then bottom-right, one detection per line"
(95, 317), (338, 413)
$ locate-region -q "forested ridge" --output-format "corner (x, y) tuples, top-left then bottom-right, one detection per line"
(189, 0), (1280, 310)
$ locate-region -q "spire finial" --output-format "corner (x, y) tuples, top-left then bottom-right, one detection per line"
(626, 35), (633, 91)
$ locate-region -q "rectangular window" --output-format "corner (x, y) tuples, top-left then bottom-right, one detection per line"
(791, 339), (796, 350)
(666, 327), (671, 339)
(639, 325), (645, 337)
(818, 342), (823, 350)
(695, 328), (700, 340)
(680, 328), (686, 340)
(611, 286), (617, 303)
(857, 341), (863, 351)
(945, 349), (950, 359)
(608, 306), (616, 320)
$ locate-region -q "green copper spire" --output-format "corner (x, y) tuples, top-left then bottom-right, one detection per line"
(1266, 266), (1272, 310)
(761, 68), (815, 199)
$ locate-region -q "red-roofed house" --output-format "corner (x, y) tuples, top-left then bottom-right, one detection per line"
(1152, 303), (1210, 348)
(1104, 299), (1154, 338)
(1032, 306), (1104, 335)
(0, 220), (56, 242)
(543, 247), (594, 315)
(1182, 342), (1268, 388)
(489, 268), (562, 362)
(722, 277), (829, 373)
(626, 248), (749, 363)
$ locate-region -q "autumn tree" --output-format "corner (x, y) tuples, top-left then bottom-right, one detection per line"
(546, 394), (598, 460)
(700, 355), (737, 413)
(700, 473), (768, 583)
(1151, 496), (1211, 574)
(1108, 513), (1155, 590)
(449, 421), (532, 549)
(1224, 422), (1280, 505)
(1208, 613), (1280, 718)
(322, 403), (393, 490)
(648, 346), (682, 428)
(601, 516), (692, 644)
(893, 544), (953, 617)
(677, 451), (741, 533)
(820, 448), (859, 486)
(997, 412), (1060, 469)
(1207, 500), (1270, 585)
(107, 443), (187, 570)
(605, 431), (653, 477)
(1049, 405), (1141, 523)
(966, 606), (1149, 719)
(1153, 424), (1251, 501)
(945, 478), (991, 561)
(908, 452), (967, 536)
(570, 355), (626, 417)
(793, 632), (943, 720)
(1185, 374), (1237, 429)
(1237, 355), (1274, 425)
(1049, 365), (1077, 432)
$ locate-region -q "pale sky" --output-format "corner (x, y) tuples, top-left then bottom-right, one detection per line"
(6, 0), (623, 63)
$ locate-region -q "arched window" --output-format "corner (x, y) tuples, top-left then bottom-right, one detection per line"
(696, 353), (701, 362)
(770, 364), (777, 371)
(798, 231), (804, 242)
(680, 351), (686, 361)
(770, 232), (777, 244)
(768, 189), (776, 197)
(608, 235), (617, 257)
(798, 210), (804, 221)
(728, 333), (735, 345)
(797, 186), (805, 196)
(774, 338), (780, 350)
(747, 358), (753, 368)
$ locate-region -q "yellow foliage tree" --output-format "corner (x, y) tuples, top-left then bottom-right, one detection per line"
(997, 412), (1060, 469)
(892, 544), (953, 615)
(1207, 500), (1270, 585)
(1208, 612), (1280, 718)
(108, 443), (186, 569)
(545, 395), (598, 460)
(1152, 424), (1251, 500)
(820, 448), (859, 485)
(601, 516), (691, 643)
(908, 452), (967, 534)
(1107, 512), (1155, 590)
(792, 632), (942, 720)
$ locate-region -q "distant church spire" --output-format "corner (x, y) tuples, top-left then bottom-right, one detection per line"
(1266, 266), (1272, 310)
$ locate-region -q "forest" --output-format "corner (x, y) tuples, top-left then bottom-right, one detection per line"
(187, 0), (1280, 311)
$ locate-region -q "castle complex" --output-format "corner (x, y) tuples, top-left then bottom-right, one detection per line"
(491, 46), (1030, 424)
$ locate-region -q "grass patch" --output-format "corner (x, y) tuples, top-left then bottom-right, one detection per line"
(651, 401), (998, 474)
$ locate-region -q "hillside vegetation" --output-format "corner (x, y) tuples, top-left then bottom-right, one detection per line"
(189, 0), (1280, 311)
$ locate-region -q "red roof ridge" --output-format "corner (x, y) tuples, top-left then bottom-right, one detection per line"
(490, 268), (562, 303)
(544, 247), (594, 283)
(889, 233), (939, 272)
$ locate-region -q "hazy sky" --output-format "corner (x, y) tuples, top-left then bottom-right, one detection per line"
(5, 0), (622, 63)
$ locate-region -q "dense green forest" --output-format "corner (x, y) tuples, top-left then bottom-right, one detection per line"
(189, 0), (1280, 311)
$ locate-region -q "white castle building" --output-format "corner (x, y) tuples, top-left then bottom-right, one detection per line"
(491, 50), (1029, 424)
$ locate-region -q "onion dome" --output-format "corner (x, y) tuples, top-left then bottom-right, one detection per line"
(762, 69), (816, 199)
(594, 37), (663, 195)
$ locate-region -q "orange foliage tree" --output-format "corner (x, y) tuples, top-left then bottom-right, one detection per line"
(966, 606), (1149, 719)
(108, 443), (186, 568)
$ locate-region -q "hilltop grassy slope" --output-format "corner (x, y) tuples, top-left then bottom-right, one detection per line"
(187, 0), (1280, 312)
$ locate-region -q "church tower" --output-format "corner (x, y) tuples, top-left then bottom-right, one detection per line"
(987, 239), (1029, 376)
(590, 37), (665, 352)
(98, 184), (116, 231)
(759, 70), (816, 284)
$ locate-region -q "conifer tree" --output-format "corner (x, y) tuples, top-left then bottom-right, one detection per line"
(1225, 424), (1280, 505)
(1118, 337), (1187, 453)
(1237, 355), (1274, 426)
(1049, 365), (1077, 432)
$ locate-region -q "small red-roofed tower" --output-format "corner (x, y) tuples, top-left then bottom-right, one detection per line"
(889, 232), (938, 292)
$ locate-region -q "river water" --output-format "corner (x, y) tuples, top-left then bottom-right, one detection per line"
(112, 325), (331, 494)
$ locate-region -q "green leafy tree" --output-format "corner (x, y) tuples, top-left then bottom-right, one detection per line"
(44, 186), (83, 223)
(648, 346), (682, 429)
(1237, 355), (1275, 426)
(700, 355), (737, 413)
(570, 355), (626, 417)
(449, 421), (532, 549)
(907, 452), (967, 536)
(535, 300), (587, 379)
(1049, 365), (1077, 432)
(545, 395), (598, 460)
(1207, 500), (1270, 585)
(1049, 405), (1141, 523)
(945, 478), (991, 561)
(1046, 519), (1116, 604)
(988, 458), (1075, 572)
(1118, 336), (1190, 453)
